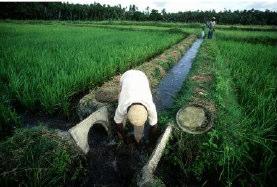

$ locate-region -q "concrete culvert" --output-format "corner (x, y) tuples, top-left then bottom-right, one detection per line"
(69, 106), (110, 154)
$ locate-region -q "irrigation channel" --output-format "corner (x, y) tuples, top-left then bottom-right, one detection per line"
(83, 38), (204, 186)
(153, 38), (203, 111)
(23, 38), (204, 186)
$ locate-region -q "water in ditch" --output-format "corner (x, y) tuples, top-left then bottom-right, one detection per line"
(16, 38), (203, 186)
(86, 122), (149, 186)
(154, 39), (203, 111)
(85, 38), (204, 186)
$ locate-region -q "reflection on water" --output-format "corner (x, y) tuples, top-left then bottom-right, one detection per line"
(154, 39), (203, 111)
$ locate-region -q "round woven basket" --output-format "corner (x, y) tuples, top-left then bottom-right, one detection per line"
(176, 105), (213, 134)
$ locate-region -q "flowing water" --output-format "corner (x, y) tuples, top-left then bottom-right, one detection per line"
(85, 38), (204, 186)
(154, 39), (203, 111)
(21, 38), (204, 186)
(86, 123), (148, 186)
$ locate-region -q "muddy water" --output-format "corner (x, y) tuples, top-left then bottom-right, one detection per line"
(86, 123), (148, 186)
(84, 39), (204, 186)
(21, 38), (203, 186)
(154, 39), (203, 111)
(86, 124), (119, 186)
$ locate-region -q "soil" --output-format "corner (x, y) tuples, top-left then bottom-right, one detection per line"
(190, 74), (213, 82)
(21, 111), (77, 131)
(17, 35), (199, 186)
(95, 87), (119, 103)
(194, 87), (207, 96)
(188, 98), (216, 114)
(78, 35), (197, 116)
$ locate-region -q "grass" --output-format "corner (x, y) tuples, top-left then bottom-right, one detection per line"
(215, 40), (277, 184)
(157, 29), (277, 186)
(0, 97), (21, 139)
(156, 40), (219, 186)
(0, 22), (184, 118)
(4, 20), (277, 31)
(0, 126), (87, 186)
(216, 40), (277, 132)
(0, 81), (21, 139)
(0, 21), (276, 186)
(216, 29), (277, 44)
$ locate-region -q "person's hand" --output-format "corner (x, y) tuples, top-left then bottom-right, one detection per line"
(150, 124), (157, 134)
(124, 135), (135, 145)
(149, 124), (158, 144)
(115, 123), (125, 140)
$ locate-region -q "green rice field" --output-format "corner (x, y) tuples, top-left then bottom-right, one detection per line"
(216, 29), (277, 44)
(0, 21), (276, 186)
(0, 23), (184, 116)
(157, 24), (277, 186)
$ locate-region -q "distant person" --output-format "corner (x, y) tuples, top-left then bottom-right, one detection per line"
(207, 17), (216, 39)
(201, 25), (205, 38)
(114, 70), (158, 145)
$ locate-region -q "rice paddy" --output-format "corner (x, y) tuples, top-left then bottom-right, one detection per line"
(216, 29), (277, 44)
(156, 25), (277, 186)
(0, 22), (184, 116)
(0, 20), (276, 186)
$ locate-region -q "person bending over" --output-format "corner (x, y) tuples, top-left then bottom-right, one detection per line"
(114, 70), (158, 144)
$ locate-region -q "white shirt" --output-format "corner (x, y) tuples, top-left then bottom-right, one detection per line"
(211, 21), (216, 27)
(201, 31), (205, 38)
(114, 70), (158, 126)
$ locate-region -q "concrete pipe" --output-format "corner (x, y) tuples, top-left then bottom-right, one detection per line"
(69, 106), (110, 154)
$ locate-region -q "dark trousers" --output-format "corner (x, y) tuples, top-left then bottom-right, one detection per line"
(208, 30), (213, 39)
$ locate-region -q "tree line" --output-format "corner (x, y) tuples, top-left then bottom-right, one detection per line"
(0, 2), (276, 25)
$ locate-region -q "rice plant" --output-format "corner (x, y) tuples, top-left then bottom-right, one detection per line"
(216, 29), (277, 44)
(0, 23), (184, 116)
(157, 30), (277, 186)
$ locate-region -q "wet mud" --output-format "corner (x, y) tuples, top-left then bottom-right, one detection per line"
(20, 36), (202, 186)
(85, 123), (150, 186)
(21, 112), (76, 131)
(82, 38), (205, 186)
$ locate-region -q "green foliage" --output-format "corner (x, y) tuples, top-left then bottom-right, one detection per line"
(216, 30), (277, 45)
(157, 34), (276, 186)
(1, 2), (277, 25)
(0, 126), (86, 186)
(215, 40), (277, 184)
(0, 82), (21, 139)
(0, 99), (21, 139)
(0, 20), (276, 186)
(0, 23), (183, 116)
(166, 28), (185, 34)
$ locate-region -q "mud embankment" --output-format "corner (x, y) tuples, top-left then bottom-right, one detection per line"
(78, 34), (197, 119)
(77, 34), (198, 186)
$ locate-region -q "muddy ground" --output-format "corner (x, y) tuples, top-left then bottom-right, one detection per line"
(85, 122), (160, 186)
(18, 34), (199, 186)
